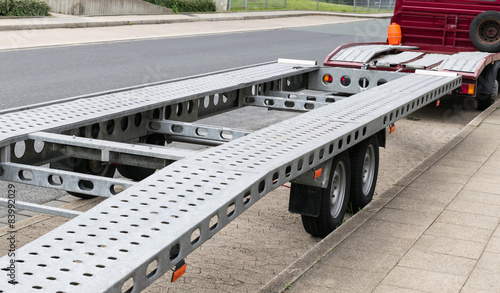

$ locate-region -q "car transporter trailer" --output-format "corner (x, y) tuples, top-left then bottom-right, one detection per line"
(0, 58), (463, 292)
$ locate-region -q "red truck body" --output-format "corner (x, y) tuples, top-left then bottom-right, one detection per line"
(323, 0), (500, 110)
(391, 0), (500, 52)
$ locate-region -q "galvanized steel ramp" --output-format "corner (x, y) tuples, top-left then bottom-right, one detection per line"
(0, 64), (461, 292)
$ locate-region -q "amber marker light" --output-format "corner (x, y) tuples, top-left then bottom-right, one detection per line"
(323, 74), (333, 84)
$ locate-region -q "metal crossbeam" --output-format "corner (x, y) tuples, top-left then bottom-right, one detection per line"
(266, 90), (345, 102)
(0, 163), (134, 197)
(0, 71), (461, 292)
(244, 95), (329, 112)
(28, 132), (197, 162)
(0, 198), (82, 218)
(149, 120), (251, 145)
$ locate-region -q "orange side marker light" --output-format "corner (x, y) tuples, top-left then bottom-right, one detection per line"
(171, 260), (187, 283)
(314, 168), (322, 179)
(436, 100), (440, 107)
(390, 124), (396, 134)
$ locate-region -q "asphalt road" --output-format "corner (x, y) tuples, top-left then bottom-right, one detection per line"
(0, 19), (389, 109)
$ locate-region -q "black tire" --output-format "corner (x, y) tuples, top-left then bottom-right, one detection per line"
(117, 133), (166, 181)
(349, 135), (379, 212)
(470, 11), (500, 52)
(477, 80), (498, 110)
(68, 159), (116, 199)
(301, 152), (351, 238)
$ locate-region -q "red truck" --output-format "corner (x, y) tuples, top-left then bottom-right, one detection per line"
(324, 0), (500, 110)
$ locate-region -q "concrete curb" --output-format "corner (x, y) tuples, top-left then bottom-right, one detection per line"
(259, 100), (500, 293)
(0, 11), (392, 31)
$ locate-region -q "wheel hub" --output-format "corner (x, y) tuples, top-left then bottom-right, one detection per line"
(480, 20), (500, 43)
(362, 145), (376, 195)
(330, 161), (346, 218)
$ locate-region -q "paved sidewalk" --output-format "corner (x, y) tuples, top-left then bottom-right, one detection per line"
(262, 102), (500, 292)
(0, 11), (389, 51)
(0, 11), (392, 31)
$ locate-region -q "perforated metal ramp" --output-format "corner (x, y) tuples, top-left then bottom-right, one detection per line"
(405, 53), (450, 69)
(375, 51), (423, 67)
(0, 71), (461, 292)
(439, 52), (493, 73)
(329, 45), (419, 63)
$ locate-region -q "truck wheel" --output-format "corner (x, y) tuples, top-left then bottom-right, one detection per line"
(68, 159), (116, 199)
(301, 152), (351, 237)
(477, 80), (498, 110)
(470, 11), (500, 52)
(117, 133), (166, 181)
(349, 135), (379, 212)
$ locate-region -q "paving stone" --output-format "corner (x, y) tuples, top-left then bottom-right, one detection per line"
(412, 234), (485, 260)
(356, 218), (427, 240)
(475, 166), (500, 176)
(0, 213), (29, 224)
(453, 138), (499, 153)
(425, 222), (492, 243)
(462, 269), (500, 291)
(444, 147), (493, 161)
(461, 287), (500, 293)
(455, 190), (500, 207)
(295, 266), (386, 292)
(380, 266), (466, 293)
(469, 170), (500, 184)
(485, 236), (500, 254)
(425, 164), (478, 177)
(398, 249), (476, 276)
(437, 209), (499, 230)
(476, 251), (500, 273)
(435, 155), (487, 168)
(417, 172), (472, 185)
(408, 177), (465, 193)
(463, 181), (500, 196)
(446, 198), (500, 218)
(386, 196), (446, 215)
(58, 194), (81, 203)
(319, 243), (400, 273)
(287, 281), (332, 293)
(336, 230), (417, 257)
(16, 210), (39, 217)
(396, 186), (458, 205)
(373, 284), (427, 293)
(371, 207), (437, 228)
(494, 226), (500, 238)
(43, 200), (67, 208)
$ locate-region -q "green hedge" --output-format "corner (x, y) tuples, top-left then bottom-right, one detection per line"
(0, 0), (50, 16)
(145, 0), (216, 13)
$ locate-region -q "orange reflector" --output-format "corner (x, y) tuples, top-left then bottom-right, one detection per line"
(436, 100), (440, 107)
(314, 168), (322, 179)
(468, 84), (475, 95)
(323, 74), (333, 84)
(390, 125), (396, 134)
(388, 23), (402, 45)
(171, 262), (187, 282)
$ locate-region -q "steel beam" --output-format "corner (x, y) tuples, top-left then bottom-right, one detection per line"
(0, 163), (134, 197)
(243, 95), (329, 112)
(0, 198), (82, 218)
(149, 120), (251, 144)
